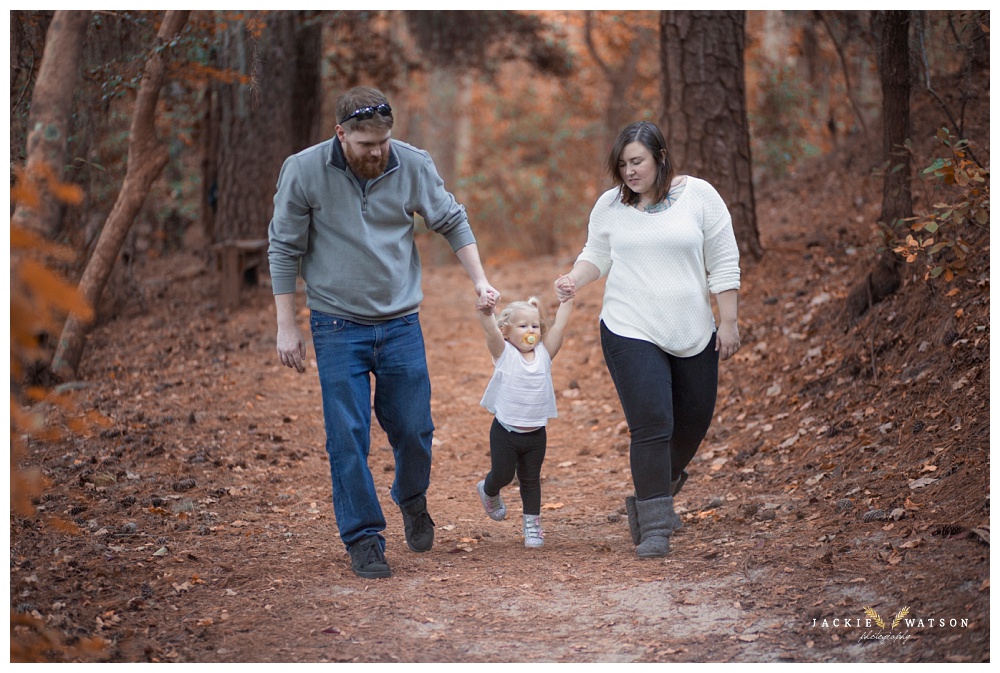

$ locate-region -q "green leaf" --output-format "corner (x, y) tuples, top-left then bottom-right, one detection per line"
(923, 158), (948, 173)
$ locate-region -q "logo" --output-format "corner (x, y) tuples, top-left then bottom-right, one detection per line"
(863, 606), (910, 629)
(811, 605), (969, 644)
(858, 606), (912, 643)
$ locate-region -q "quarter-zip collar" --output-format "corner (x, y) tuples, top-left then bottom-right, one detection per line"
(327, 135), (400, 179)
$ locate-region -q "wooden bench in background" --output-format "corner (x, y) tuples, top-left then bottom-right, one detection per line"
(211, 239), (269, 307)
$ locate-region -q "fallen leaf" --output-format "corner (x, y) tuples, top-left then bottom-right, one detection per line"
(908, 477), (939, 490)
(541, 502), (564, 510)
(738, 633), (759, 642)
(557, 461), (575, 468)
(805, 472), (826, 486)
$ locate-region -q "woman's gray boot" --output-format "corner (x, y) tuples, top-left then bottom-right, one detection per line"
(634, 496), (680, 558)
(626, 492), (683, 543)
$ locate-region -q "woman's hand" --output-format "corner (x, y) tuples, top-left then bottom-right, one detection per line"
(554, 274), (576, 302)
(716, 320), (741, 361)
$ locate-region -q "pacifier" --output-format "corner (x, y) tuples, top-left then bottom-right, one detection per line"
(522, 333), (538, 346)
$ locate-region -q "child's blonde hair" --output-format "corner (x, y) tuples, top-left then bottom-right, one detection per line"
(495, 296), (548, 337)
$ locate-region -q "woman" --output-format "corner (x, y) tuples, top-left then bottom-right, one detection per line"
(555, 121), (741, 558)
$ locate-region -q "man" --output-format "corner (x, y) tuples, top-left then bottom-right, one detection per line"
(267, 87), (498, 579)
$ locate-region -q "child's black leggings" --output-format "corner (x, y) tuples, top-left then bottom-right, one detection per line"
(483, 418), (546, 515)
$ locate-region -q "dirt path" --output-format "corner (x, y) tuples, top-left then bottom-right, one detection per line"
(11, 228), (989, 661)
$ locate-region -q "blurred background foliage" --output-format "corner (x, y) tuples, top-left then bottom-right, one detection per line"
(9, 9), (988, 286)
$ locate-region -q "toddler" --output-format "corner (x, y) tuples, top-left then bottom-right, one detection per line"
(476, 294), (573, 547)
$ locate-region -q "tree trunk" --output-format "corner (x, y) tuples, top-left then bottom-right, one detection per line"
(51, 11), (190, 380)
(844, 10), (912, 322)
(11, 10), (89, 239)
(660, 10), (763, 262)
(211, 11), (321, 243)
(584, 10), (643, 146)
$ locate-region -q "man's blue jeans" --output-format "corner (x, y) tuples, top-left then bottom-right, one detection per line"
(310, 310), (434, 549)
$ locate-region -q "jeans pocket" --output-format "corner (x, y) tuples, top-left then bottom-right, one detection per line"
(401, 312), (420, 326)
(310, 311), (347, 334)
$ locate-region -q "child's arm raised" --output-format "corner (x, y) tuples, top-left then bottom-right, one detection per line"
(479, 307), (507, 360)
(542, 297), (574, 359)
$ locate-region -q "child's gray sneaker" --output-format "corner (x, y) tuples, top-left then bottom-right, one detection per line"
(477, 480), (506, 521)
(523, 514), (544, 548)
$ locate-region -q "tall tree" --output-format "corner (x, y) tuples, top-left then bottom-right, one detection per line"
(660, 10), (762, 262)
(844, 10), (912, 321)
(204, 11), (321, 244)
(52, 11), (191, 380)
(583, 11), (657, 147)
(403, 10), (571, 183)
(11, 11), (90, 239)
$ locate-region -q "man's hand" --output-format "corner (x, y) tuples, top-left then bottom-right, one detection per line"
(277, 323), (307, 372)
(476, 284), (500, 314)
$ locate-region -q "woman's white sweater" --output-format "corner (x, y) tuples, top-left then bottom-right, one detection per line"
(577, 177), (741, 357)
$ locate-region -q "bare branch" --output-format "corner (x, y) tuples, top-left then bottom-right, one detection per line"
(815, 11), (870, 138)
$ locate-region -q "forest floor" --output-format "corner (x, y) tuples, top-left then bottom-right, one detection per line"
(10, 96), (991, 663)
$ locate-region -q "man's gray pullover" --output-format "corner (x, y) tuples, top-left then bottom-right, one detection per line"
(267, 136), (476, 322)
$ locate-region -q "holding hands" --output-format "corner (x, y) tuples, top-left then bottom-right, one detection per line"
(554, 274), (576, 303)
(477, 286), (500, 315)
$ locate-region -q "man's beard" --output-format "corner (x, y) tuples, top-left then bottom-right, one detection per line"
(345, 144), (389, 180)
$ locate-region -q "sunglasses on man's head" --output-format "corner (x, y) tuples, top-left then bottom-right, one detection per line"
(339, 103), (392, 125)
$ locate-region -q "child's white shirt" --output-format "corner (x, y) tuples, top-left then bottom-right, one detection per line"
(480, 341), (558, 427)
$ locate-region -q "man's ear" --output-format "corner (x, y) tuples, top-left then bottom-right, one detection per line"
(335, 124), (346, 142)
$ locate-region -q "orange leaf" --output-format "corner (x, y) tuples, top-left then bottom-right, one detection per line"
(17, 258), (94, 321)
(49, 180), (84, 205)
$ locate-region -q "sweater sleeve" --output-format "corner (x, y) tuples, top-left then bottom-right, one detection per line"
(267, 154), (310, 295)
(699, 182), (741, 294)
(576, 191), (616, 278)
(414, 150), (477, 252)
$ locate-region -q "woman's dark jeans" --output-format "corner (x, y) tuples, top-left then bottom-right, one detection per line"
(600, 321), (718, 500)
